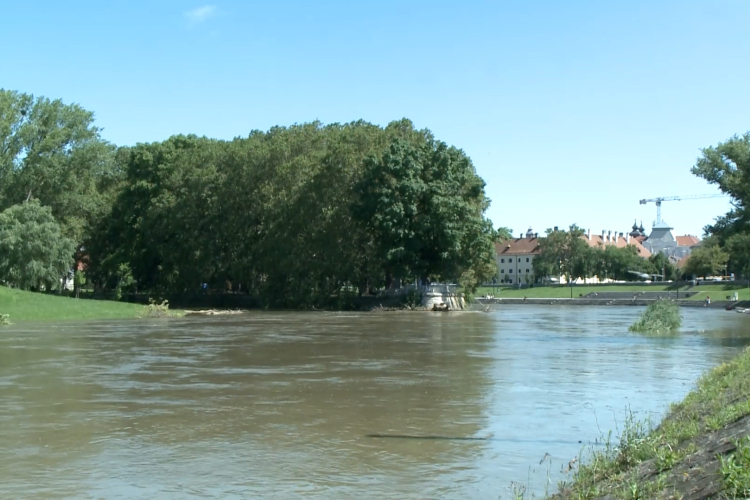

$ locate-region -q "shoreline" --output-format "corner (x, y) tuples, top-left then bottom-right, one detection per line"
(476, 298), (746, 309)
(547, 346), (750, 500)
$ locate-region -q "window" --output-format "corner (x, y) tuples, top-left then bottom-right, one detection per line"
(526, 258), (530, 262)
(500, 269), (504, 274)
(526, 269), (530, 273)
(501, 258), (504, 263)
(509, 269), (513, 273)
(508, 278), (513, 283)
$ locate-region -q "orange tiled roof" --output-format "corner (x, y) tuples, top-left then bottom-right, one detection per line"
(582, 234), (652, 258)
(676, 235), (701, 247)
(495, 238), (541, 255)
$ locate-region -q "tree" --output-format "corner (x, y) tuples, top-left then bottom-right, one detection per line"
(683, 244), (729, 278)
(0, 201), (75, 290)
(648, 252), (678, 281)
(598, 245), (650, 281)
(0, 89), (118, 247)
(495, 227), (513, 241)
(74, 269), (86, 298)
(532, 225), (587, 283)
(724, 232), (750, 278)
(352, 137), (497, 292)
(691, 132), (750, 241)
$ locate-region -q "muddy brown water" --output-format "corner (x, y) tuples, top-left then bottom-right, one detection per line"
(1, 306), (749, 499)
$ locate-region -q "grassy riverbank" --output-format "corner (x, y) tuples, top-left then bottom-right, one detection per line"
(0, 286), (149, 321)
(552, 346), (750, 500)
(476, 284), (750, 301)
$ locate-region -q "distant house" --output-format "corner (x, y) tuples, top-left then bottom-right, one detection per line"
(676, 235), (700, 247)
(581, 229), (652, 258)
(640, 219), (701, 259)
(494, 228), (541, 284)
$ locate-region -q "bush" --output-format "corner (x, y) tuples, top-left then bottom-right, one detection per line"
(402, 289), (423, 309)
(0, 314), (9, 325)
(145, 299), (171, 318)
(629, 300), (681, 334)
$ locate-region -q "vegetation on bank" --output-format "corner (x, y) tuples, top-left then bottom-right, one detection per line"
(550, 346), (750, 500)
(628, 300), (681, 334)
(1, 89), (499, 308)
(0, 286), (158, 321)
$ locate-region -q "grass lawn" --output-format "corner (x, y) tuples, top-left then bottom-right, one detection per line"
(475, 283), (750, 301)
(0, 286), (147, 322)
(681, 283), (750, 301)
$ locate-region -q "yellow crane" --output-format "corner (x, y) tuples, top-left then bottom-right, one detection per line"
(639, 194), (725, 225)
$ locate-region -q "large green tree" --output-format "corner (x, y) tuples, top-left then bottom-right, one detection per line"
(691, 132), (750, 276)
(648, 252), (678, 281)
(596, 245), (651, 281)
(88, 119), (498, 305)
(532, 225), (587, 282)
(0, 201), (75, 290)
(683, 244), (729, 278)
(0, 89), (117, 247)
(352, 137), (497, 291)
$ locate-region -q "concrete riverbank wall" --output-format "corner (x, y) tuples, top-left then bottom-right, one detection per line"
(476, 298), (745, 309)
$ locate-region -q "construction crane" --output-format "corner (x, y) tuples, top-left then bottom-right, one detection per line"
(639, 194), (725, 225)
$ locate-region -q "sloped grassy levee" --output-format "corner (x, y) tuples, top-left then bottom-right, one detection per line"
(554, 346), (750, 500)
(0, 286), (148, 321)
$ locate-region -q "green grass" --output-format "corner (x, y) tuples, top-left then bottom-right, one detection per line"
(475, 283), (750, 301)
(682, 283), (750, 301)
(0, 285), (148, 321)
(721, 437), (750, 499)
(554, 345), (750, 499)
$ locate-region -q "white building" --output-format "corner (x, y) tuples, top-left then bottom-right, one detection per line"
(494, 228), (541, 284)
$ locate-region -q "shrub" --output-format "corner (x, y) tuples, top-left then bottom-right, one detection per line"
(146, 299), (171, 318)
(721, 437), (750, 499)
(0, 314), (9, 325)
(629, 299), (681, 334)
(402, 289), (422, 309)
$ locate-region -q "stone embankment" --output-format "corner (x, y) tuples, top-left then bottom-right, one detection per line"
(477, 297), (746, 309)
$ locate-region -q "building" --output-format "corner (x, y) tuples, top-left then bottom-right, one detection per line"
(582, 228), (652, 258)
(640, 219), (701, 259)
(493, 226), (654, 285)
(494, 227), (540, 284)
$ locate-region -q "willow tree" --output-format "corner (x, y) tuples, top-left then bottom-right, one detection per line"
(0, 201), (75, 290)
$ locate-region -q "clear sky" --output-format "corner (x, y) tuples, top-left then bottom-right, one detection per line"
(3, 0), (749, 237)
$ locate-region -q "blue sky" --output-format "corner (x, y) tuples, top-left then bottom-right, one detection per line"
(3, 0), (749, 237)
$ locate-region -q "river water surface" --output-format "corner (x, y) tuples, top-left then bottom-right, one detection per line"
(2, 306), (750, 499)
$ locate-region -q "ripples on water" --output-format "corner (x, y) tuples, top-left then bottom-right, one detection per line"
(1, 306), (749, 499)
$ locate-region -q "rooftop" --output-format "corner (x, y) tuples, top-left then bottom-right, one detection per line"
(495, 238), (541, 255)
(676, 235), (701, 247)
(583, 234), (652, 258)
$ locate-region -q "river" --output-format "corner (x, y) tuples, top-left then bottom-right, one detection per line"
(1, 306), (749, 499)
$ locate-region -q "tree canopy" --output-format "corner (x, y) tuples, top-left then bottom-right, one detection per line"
(532, 225), (657, 283)
(0, 89), (119, 247)
(683, 243), (728, 279)
(691, 132), (750, 277)
(0, 200), (75, 290)
(86, 120), (497, 306)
